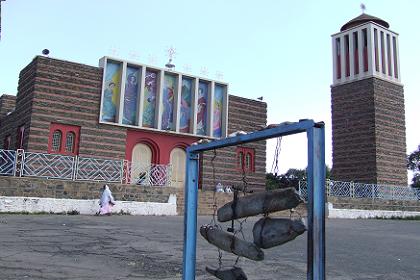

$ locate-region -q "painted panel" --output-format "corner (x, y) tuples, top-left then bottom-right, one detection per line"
(101, 61), (122, 122)
(196, 81), (209, 136)
(142, 70), (158, 128)
(161, 74), (177, 131)
(213, 84), (225, 138)
(123, 66), (141, 125)
(180, 78), (193, 133)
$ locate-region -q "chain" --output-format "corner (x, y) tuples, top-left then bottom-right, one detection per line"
(210, 149), (224, 268)
(270, 137), (282, 176)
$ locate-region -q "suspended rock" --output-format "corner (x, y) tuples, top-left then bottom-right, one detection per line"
(206, 266), (247, 280)
(200, 225), (264, 261)
(253, 217), (306, 249)
(217, 188), (303, 222)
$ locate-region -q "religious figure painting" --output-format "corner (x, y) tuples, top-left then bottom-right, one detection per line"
(196, 82), (208, 135)
(180, 78), (193, 133)
(122, 66), (140, 125)
(142, 70), (158, 128)
(161, 74), (177, 131)
(213, 85), (225, 138)
(101, 61), (122, 123)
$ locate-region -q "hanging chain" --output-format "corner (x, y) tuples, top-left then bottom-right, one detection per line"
(270, 137), (282, 176)
(210, 149), (224, 268)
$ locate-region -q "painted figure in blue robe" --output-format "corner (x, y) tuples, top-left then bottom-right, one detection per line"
(143, 72), (157, 127)
(101, 82), (116, 122)
(162, 85), (174, 130)
(123, 73), (138, 125)
(180, 83), (191, 133)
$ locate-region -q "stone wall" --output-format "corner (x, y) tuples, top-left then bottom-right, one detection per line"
(328, 197), (420, 211)
(201, 95), (267, 192)
(0, 94), (16, 121)
(331, 77), (407, 185)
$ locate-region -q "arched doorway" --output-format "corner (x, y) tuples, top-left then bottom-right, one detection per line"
(131, 143), (152, 185)
(170, 147), (186, 188)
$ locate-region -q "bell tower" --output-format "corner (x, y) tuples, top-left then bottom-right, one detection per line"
(331, 13), (407, 185)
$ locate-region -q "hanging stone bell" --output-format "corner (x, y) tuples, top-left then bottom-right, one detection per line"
(253, 217), (307, 249)
(206, 266), (247, 280)
(200, 225), (264, 261)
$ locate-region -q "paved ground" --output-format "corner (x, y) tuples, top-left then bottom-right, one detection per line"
(0, 215), (419, 280)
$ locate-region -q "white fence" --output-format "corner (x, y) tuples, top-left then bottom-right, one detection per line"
(299, 180), (420, 201)
(0, 149), (171, 186)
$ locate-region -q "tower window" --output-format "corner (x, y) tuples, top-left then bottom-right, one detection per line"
(344, 35), (350, 77)
(393, 36), (398, 78)
(380, 31), (386, 74)
(353, 32), (359, 75)
(336, 38), (341, 79)
(16, 125), (25, 149)
(3, 135), (11, 150)
(362, 29), (368, 72)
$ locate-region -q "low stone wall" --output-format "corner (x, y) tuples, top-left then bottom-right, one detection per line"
(0, 176), (176, 203)
(328, 197), (420, 211)
(327, 202), (420, 219)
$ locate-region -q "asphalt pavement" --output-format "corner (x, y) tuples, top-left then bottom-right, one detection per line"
(0, 215), (419, 279)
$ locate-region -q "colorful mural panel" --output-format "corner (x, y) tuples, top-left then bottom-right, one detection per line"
(213, 85), (225, 138)
(101, 61), (122, 122)
(161, 74), (177, 131)
(196, 81), (209, 135)
(180, 78), (193, 133)
(123, 66), (140, 125)
(142, 70), (158, 128)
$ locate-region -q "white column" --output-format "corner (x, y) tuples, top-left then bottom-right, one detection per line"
(340, 35), (346, 80)
(117, 62), (127, 124)
(367, 25), (375, 77)
(376, 29), (382, 75)
(332, 36), (338, 84)
(137, 67), (146, 126)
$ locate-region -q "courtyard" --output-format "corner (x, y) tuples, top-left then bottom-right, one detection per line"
(0, 215), (419, 280)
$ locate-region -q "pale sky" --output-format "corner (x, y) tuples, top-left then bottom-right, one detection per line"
(0, 0), (418, 181)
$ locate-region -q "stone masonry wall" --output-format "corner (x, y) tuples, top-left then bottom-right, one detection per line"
(200, 95), (267, 192)
(331, 77), (407, 186)
(28, 56), (127, 159)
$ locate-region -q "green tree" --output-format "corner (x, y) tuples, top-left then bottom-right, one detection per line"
(407, 145), (420, 188)
(266, 165), (331, 190)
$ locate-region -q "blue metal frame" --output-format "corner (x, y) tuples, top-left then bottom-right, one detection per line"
(182, 119), (325, 280)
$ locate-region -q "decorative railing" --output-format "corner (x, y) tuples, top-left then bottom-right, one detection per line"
(0, 149), (171, 186)
(0, 149), (16, 176)
(298, 180), (420, 202)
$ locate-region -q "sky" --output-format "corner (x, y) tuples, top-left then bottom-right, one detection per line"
(0, 0), (419, 181)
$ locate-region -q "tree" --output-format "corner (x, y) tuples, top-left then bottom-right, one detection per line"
(407, 145), (420, 188)
(266, 165), (332, 190)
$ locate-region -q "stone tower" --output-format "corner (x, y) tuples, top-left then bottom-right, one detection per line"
(331, 13), (407, 186)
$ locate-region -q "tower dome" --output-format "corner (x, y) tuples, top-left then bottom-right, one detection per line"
(341, 13), (389, 31)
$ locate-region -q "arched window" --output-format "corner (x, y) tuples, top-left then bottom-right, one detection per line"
(52, 130), (62, 151)
(237, 151), (244, 169)
(65, 132), (75, 153)
(236, 147), (255, 173)
(245, 153), (252, 170)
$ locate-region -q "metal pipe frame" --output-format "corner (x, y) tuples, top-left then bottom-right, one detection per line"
(182, 119), (326, 280)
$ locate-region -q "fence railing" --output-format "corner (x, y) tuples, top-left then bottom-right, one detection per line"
(298, 180), (420, 202)
(0, 149), (171, 186)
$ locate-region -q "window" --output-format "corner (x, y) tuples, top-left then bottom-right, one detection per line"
(65, 132), (75, 153)
(48, 123), (80, 155)
(3, 135), (11, 150)
(52, 130), (62, 151)
(16, 125), (25, 149)
(236, 147), (255, 172)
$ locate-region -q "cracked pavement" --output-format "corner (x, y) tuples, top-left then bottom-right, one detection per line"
(0, 215), (419, 279)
